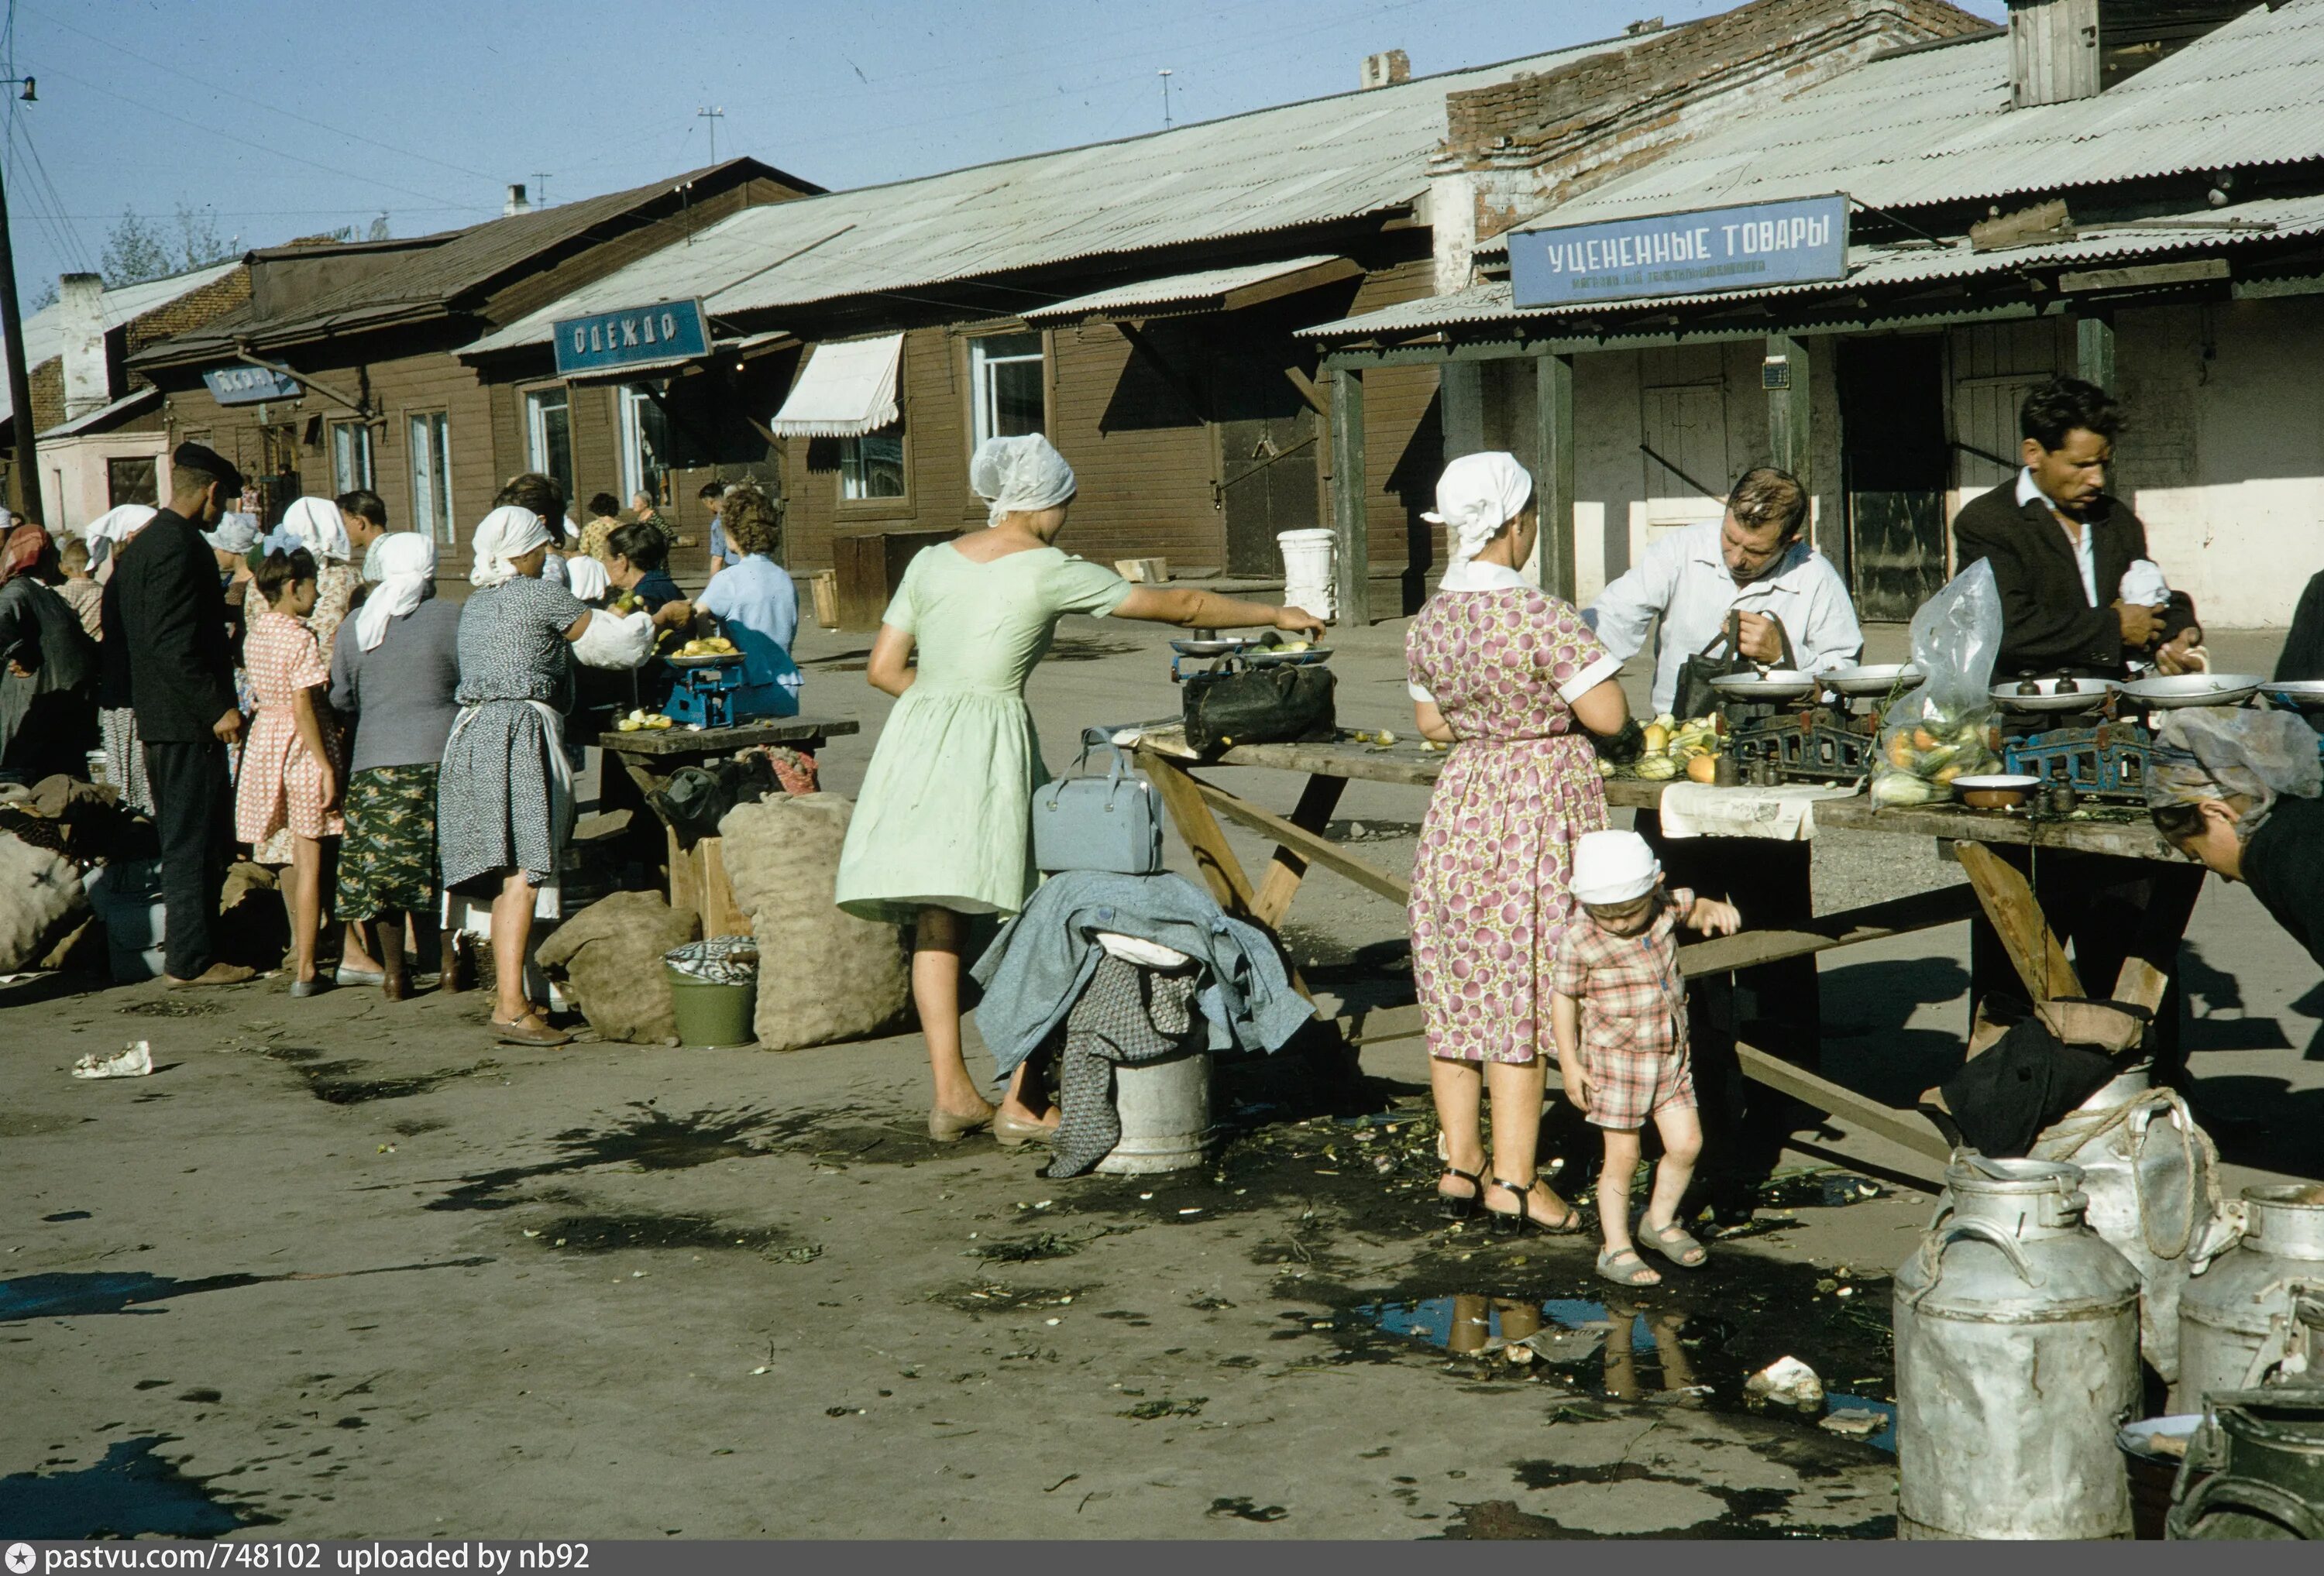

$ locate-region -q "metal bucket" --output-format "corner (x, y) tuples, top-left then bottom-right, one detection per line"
(2168, 1386), (2324, 1539)
(1895, 1155), (2142, 1540)
(2175, 1186), (2324, 1413)
(1093, 1048), (1211, 1176)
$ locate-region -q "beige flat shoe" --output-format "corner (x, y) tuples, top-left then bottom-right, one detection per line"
(928, 1107), (994, 1143)
(993, 1111), (1058, 1149)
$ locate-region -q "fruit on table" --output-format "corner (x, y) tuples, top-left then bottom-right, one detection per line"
(1633, 754), (1679, 781)
(619, 708), (676, 733)
(1642, 723), (1670, 754)
(679, 636), (736, 657)
(1872, 771), (1940, 807)
(1686, 754), (1720, 784)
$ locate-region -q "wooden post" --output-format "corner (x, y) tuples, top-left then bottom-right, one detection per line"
(1327, 365), (1371, 627)
(1533, 352), (1576, 599)
(1439, 359), (1485, 462)
(2077, 311), (2116, 390)
(1765, 333), (1811, 486)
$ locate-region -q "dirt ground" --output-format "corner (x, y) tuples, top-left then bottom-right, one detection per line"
(3, 609), (2316, 1540)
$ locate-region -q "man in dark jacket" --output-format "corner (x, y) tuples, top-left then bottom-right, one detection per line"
(1952, 376), (2201, 679)
(1952, 378), (2203, 1083)
(105, 442), (253, 987)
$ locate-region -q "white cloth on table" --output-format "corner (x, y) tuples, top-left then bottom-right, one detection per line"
(1652, 780), (1858, 841)
(1583, 518), (1863, 715)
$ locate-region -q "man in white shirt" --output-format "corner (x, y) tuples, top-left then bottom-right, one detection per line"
(1583, 468), (1861, 1214)
(1585, 467), (1864, 716)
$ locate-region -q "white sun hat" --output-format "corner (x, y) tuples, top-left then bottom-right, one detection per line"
(1571, 829), (1661, 905)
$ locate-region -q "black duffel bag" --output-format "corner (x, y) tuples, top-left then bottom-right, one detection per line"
(1182, 664), (1337, 757)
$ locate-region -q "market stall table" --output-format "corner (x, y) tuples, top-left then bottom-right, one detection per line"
(1130, 735), (2188, 1175)
(598, 715), (861, 934)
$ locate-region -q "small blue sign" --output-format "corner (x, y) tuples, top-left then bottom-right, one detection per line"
(553, 299), (711, 376)
(1509, 194), (1851, 310)
(203, 365), (301, 404)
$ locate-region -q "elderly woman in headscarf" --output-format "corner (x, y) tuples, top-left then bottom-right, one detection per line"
(1404, 452), (1635, 1235)
(0, 525), (100, 783)
(835, 434), (1324, 1143)
(328, 532), (464, 1001)
(2149, 707), (2324, 967)
(436, 503), (651, 1044)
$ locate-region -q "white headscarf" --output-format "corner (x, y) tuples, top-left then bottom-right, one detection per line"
(970, 434), (1077, 527)
(201, 516), (260, 555)
(354, 532), (438, 652)
(470, 504), (553, 589)
(563, 551), (610, 602)
(282, 496), (352, 565)
(88, 504), (157, 546)
(1423, 452), (1534, 570)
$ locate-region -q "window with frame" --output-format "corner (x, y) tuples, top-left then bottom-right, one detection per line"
(619, 384), (671, 506)
(409, 410), (454, 544)
(106, 456), (159, 508)
(525, 386), (575, 509)
(969, 331), (1044, 445)
(329, 421), (374, 493)
(840, 427), (906, 501)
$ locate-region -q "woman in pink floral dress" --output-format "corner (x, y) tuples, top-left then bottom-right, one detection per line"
(1405, 453), (1631, 1234)
(235, 548), (346, 996)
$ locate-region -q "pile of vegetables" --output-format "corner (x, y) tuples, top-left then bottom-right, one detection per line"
(1598, 713), (1724, 782)
(1870, 712), (1999, 806)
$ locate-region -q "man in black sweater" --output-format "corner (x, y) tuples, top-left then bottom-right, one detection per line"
(105, 443), (253, 987)
(1951, 378), (2204, 1083)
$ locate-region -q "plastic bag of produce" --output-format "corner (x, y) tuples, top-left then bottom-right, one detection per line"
(1872, 560), (2003, 808)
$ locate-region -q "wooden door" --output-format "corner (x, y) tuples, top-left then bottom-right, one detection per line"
(1214, 354), (1319, 578)
(1839, 336), (1950, 621)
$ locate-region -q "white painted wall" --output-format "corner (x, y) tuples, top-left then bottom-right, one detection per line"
(38, 431), (170, 537)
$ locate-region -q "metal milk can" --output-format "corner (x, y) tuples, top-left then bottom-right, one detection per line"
(2174, 1185), (2324, 1413)
(2167, 1385), (2324, 1540)
(1894, 1155), (2143, 1540)
(2030, 1060), (2220, 1383)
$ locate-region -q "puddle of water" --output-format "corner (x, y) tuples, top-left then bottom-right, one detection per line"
(0, 1437), (275, 1539)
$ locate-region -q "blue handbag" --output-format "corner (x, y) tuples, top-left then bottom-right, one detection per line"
(1032, 728), (1165, 875)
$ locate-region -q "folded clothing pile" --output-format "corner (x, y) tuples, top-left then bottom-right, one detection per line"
(665, 936), (760, 985)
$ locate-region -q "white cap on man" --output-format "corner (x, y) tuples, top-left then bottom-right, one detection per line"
(1571, 829), (1661, 906)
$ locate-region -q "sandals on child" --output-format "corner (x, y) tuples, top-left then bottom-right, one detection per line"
(1638, 1217), (1708, 1269)
(1597, 1247), (1662, 1287)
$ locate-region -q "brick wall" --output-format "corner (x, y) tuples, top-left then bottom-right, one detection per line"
(22, 266), (253, 437)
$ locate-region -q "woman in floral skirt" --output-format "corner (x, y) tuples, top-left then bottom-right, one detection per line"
(1405, 452), (1632, 1234)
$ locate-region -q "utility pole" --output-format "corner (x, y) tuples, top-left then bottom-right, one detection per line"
(1158, 69), (1173, 129)
(697, 105), (724, 163)
(0, 75), (40, 524)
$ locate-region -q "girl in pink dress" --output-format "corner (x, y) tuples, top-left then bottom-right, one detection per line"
(1405, 452), (1632, 1234)
(235, 548), (346, 996)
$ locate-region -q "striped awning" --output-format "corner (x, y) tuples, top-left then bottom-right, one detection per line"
(770, 333), (903, 438)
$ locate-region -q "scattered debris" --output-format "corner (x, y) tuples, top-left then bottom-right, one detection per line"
(1118, 1396), (1206, 1420)
(1820, 1408), (1888, 1439)
(1745, 1355), (1825, 1412)
(73, 1042), (153, 1080)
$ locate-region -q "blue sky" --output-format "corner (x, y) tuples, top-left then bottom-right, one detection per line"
(2, 0), (2003, 294)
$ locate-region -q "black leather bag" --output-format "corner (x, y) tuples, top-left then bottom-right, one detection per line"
(1182, 664), (1337, 757)
(1672, 609), (1798, 720)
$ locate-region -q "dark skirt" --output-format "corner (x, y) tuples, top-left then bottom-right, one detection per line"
(336, 763), (440, 921)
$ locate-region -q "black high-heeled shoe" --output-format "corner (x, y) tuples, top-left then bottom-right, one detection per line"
(1436, 1165), (1484, 1221)
(1485, 1175), (1585, 1235)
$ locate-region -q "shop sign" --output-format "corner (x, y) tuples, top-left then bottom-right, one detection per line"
(554, 299), (710, 376)
(203, 365), (301, 404)
(1510, 194), (1850, 309)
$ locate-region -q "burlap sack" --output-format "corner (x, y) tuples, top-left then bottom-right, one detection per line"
(535, 891), (701, 1043)
(0, 833), (85, 973)
(718, 793), (909, 1051)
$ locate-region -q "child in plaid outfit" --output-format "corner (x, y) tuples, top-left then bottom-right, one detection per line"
(1552, 829), (1739, 1288)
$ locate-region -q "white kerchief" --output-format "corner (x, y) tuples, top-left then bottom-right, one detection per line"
(355, 532), (437, 652)
(470, 505), (552, 589)
(969, 434), (1077, 527)
(1422, 452), (1532, 570)
(282, 495), (352, 564)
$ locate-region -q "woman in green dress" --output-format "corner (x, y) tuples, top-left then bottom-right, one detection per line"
(837, 434), (1325, 1144)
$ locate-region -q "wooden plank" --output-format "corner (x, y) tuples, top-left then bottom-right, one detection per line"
(689, 835), (753, 939)
(1735, 1039), (1953, 1162)
(2114, 958), (2170, 1014)
(2076, 312), (2116, 389)
(1188, 773), (1408, 909)
(596, 716), (857, 757)
(1137, 750), (1260, 918)
(1954, 841), (2082, 1001)
(1535, 352), (1576, 600)
(1327, 366), (1370, 627)
(1439, 359), (1485, 460)
(1678, 882), (1982, 977)
(1765, 333), (1812, 489)
(1250, 774), (1347, 928)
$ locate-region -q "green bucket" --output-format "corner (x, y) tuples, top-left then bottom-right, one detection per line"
(665, 966), (758, 1048)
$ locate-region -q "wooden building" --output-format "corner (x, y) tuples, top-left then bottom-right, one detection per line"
(125, 160), (820, 576)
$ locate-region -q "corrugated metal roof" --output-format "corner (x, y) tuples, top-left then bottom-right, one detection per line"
(1493, 1), (2324, 235)
(0, 261), (242, 426)
(39, 384), (161, 440)
(1020, 255), (1351, 321)
(460, 34), (1635, 359)
(153, 159), (812, 355)
(1304, 191), (2324, 337)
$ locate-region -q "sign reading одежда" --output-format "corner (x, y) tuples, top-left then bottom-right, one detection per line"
(1509, 194), (1850, 310)
(553, 298), (712, 376)
(203, 366), (302, 405)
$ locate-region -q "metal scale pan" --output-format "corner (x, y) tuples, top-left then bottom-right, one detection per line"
(1710, 669), (1818, 703)
(2119, 673), (2265, 710)
(1821, 662), (1923, 699)
(1990, 678), (2120, 715)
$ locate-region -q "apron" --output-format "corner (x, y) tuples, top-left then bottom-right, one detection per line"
(441, 697), (572, 923)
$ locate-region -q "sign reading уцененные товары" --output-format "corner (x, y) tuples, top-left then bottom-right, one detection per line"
(1508, 194), (1850, 310)
(553, 299), (712, 377)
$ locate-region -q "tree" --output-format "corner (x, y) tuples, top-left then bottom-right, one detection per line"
(98, 201), (240, 287)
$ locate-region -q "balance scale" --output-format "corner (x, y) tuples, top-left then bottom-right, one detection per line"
(1710, 669), (1882, 785)
(665, 653), (751, 730)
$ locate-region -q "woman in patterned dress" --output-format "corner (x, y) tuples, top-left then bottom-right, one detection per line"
(1404, 452), (1632, 1234)
(436, 495), (651, 1045)
(234, 548), (346, 996)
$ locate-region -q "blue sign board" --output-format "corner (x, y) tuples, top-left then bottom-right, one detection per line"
(203, 365), (301, 404)
(553, 298), (711, 376)
(1509, 194), (1851, 310)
